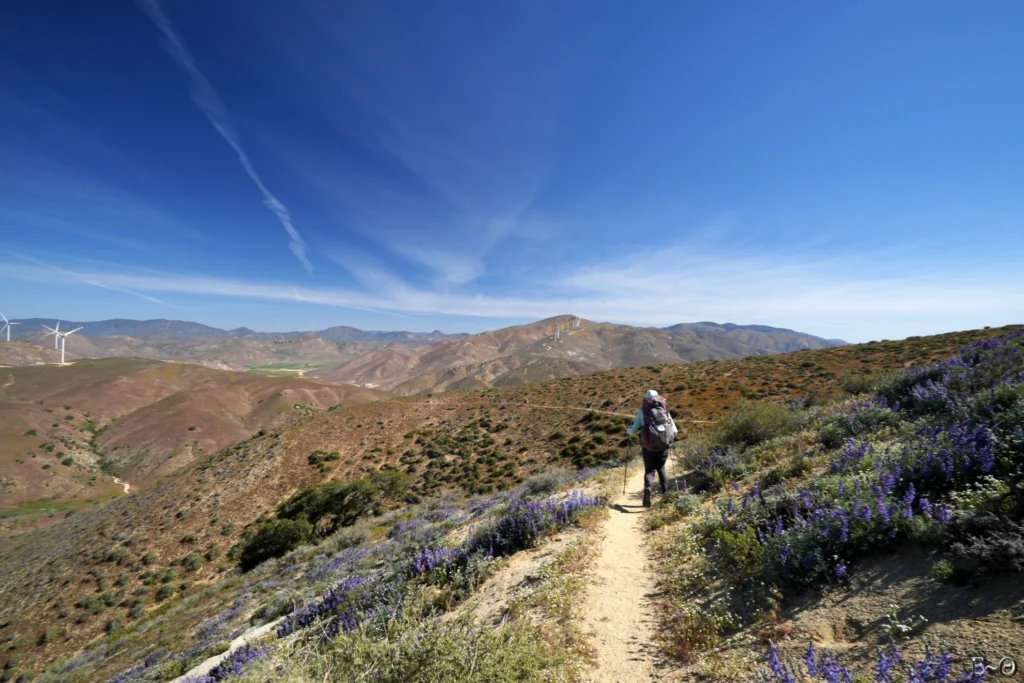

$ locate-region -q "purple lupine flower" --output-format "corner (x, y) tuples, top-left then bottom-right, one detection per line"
(917, 497), (932, 517)
(766, 642), (797, 683)
(936, 505), (952, 524)
(780, 545), (791, 564)
(834, 562), (847, 579)
(819, 654), (854, 683)
(875, 646), (902, 683)
(803, 643), (820, 676)
(902, 484), (917, 520)
(774, 517), (784, 536)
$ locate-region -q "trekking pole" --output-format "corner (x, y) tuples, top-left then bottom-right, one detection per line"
(623, 445), (627, 495)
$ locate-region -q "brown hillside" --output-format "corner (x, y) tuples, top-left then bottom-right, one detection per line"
(0, 342), (70, 366)
(312, 315), (787, 393)
(0, 325), (1014, 676)
(0, 358), (387, 521)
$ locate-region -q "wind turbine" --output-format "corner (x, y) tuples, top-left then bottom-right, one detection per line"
(42, 323), (83, 365)
(1, 313), (19, 342)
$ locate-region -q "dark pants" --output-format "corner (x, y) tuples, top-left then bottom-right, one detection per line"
(642, 448), (669, 495)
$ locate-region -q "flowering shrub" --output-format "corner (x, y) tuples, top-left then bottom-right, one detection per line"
(763, 642), (985, 682)
(466, 490), (602, 557)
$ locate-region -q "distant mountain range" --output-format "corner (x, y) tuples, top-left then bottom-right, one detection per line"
(4, 316), (845, 392)
(7, 318), (466, 344)
(311, 316), (846, 393)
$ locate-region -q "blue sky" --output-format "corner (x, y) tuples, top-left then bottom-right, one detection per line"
(1, 1), (1022, 342)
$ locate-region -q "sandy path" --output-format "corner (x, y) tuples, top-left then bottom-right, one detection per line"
(112, 477), (130, 494)
(581, 466), (665, 682)
(170, 617), (285, 683)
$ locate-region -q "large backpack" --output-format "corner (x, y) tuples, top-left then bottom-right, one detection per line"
(640, 395), (675, 452)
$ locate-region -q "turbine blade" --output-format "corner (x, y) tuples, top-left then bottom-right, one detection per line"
(42, 325), (57, 334)
(0, 313), (7, 324)
(67, 328), (83, 335)
(55, 321), (60, 332)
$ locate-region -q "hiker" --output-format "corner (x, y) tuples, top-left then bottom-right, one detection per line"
(626, 389), (678, 507)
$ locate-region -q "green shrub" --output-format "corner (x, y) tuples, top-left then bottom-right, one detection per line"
(841, 372), (878, 394)
(929, 559), (970, 585)
(710, 400), (799, 449)
(712, 527), (764, 580)
(674, 494), (701, 516)
(105, 616), (123, 634)
(37, 627), (58, 646)
(238, 518), (314, 571)
(154, 584), (176, 601)
(182, 553), (202, 572)
(60, 457), (73, 467)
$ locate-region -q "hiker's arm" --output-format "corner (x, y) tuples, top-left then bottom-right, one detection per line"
(670, 418), (678, 439)
(626, 410), (643, 436)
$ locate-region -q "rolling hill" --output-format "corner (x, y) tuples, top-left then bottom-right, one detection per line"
(0, 358), (387, 525)
(0, 324), (1011, 679)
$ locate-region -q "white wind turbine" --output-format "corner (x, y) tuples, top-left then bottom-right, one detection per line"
(1, 313), (19, 342)
(42, 322), (83, 365)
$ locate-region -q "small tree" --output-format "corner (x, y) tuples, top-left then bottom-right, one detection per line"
(238, 518), (313, 571)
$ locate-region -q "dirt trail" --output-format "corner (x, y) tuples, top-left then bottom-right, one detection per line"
(170, 617), (285, 683)
(112, 477), (130, 494)
(581, 467), (667, 682)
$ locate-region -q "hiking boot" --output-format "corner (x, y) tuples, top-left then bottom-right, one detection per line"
(642, 490), (652, 508)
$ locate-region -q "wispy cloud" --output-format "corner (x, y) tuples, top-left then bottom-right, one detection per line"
(256, 3), (579, 283)
(136, 0), (312, 272)
(3, 241), (1021, 340)
(8, 252), (177, 308)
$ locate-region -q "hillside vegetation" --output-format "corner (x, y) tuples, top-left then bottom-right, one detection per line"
(0, 359), (386, 531)
(0, 325), (1014, 680)
(645, 329), (1024, 680)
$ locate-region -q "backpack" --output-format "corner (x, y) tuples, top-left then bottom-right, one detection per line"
(640, 395), (675, 452)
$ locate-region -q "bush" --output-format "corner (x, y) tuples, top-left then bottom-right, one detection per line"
(155, 584), (176, 601)
(674, 494), (701, 516)
(105, 616), (123, 634)
(60, 457), (74, 467)
(238, 518), (314, 571)
(182, 553), (202, 572)
(521, 468), (571, 495)
(710, 400), (800, 449)
(37, 627), (58, 646)
(951, 519), (1024, 574)
(712, 527), (764, 580)
(841, 372), (878, 394)
(929, 559), (970, 585)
